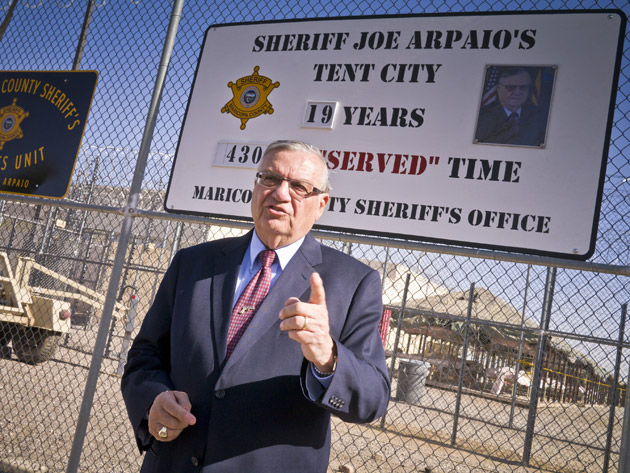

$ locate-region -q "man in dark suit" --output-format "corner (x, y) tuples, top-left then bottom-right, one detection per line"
(121, 140), (391, 472)
(475, 67), (548, 146)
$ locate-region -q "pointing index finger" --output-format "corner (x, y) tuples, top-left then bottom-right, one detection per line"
(309, 272), (326, 306)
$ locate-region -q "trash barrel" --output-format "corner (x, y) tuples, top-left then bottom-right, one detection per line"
(396, 359), (429, 405)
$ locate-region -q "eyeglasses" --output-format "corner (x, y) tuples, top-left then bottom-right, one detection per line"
(499, 83), (530, 93)
(255, 171), (324, 199)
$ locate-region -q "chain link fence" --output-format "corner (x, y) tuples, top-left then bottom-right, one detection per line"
(0, 0), (629, 472)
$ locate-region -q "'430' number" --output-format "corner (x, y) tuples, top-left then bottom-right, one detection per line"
(225, 145), (263, 164)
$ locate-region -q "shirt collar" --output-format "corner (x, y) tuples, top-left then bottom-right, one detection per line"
(504, 106), (521, 117)
(249, 230), (305, 270)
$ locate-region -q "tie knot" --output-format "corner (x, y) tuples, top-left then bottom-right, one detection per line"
(258, 250), (276, 268)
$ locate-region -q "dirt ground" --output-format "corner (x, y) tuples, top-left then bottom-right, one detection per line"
(0, 341), (623, 473)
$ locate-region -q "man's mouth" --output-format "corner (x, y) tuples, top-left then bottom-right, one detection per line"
(266, 205), (289, 217)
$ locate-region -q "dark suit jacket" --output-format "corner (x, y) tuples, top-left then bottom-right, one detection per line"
(475, 101), (548, 146)
(121, 231), (390, 473)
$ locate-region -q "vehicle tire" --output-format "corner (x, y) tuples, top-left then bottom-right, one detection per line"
(0, 322), (14, 358)
(0, 322), (13, 346)
(13, 326), (61, 364)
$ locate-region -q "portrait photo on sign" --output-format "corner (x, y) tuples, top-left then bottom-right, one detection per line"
(474, 65), (556, 148)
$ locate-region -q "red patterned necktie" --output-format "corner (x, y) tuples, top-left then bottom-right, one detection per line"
(226, 250), (277, 360)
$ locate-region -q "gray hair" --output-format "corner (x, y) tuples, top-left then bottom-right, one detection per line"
(262, 140), (331, 192)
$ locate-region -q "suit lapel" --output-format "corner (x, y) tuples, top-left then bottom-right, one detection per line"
(223, 234), (323, 368)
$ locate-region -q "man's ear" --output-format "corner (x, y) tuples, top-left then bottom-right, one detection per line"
(317, 193), (330, 218)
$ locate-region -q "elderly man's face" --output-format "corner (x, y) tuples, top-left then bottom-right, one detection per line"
(251, 149), (329, 249)
(497, 71), (531, 112)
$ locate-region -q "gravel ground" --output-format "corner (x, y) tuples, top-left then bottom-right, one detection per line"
(0, 341), (623, 473)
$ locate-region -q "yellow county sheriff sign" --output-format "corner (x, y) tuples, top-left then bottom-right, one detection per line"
(0, 70), (97, 198)
(165, 11), (625, 260)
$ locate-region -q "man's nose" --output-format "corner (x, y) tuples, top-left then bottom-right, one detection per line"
(272, 180), (292, 200)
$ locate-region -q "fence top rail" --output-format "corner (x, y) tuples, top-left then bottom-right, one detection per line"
(1, 194), (628, 277)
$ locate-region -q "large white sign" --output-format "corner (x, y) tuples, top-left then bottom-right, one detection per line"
(165, 11), (626, 260)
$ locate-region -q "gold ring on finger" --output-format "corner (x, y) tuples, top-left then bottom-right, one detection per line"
(301, 316), (309, 331)
(158, 426), (168, 439)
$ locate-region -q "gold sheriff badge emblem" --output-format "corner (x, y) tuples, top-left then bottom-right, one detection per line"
(0, 98), (29, 150)
(221, 66), (280, 130)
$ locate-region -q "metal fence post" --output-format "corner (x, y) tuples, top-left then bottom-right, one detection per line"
(65, 1), (185, 472)
(117, 293), (140, 376)
(604, 303), (628, 472)
(380, 272), (411, 429)
(451, 282), (475, 445)
(510, 264), (531, 428)
(72, 0), (95, 70)
(170, 220), (184, 261)
(616, 304), (630, 473)
(619, 376), (630, 472)
(522, 266), (556, 466)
